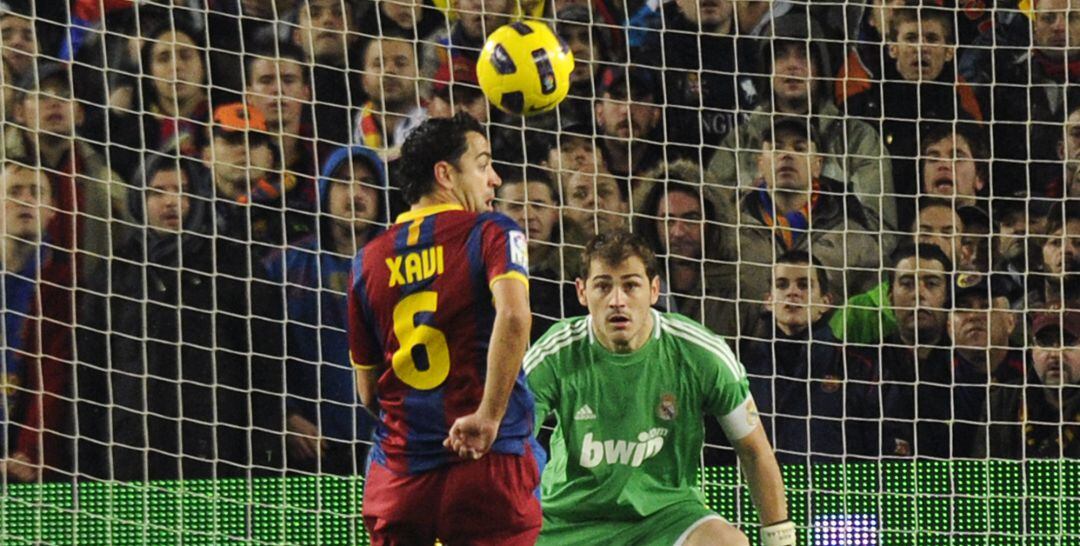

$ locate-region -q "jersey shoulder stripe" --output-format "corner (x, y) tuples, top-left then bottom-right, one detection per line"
(523, 318), (589, 375)
(659, 315), (746, 381)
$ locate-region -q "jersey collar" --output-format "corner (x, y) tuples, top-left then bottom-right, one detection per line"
(395, 203), (464, 224)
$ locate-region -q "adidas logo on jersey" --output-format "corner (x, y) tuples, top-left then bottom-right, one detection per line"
(579, 428), (667, 469)
(574, 405), (597, 421)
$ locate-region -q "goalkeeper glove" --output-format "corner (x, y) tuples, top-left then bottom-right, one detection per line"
(761, 520), (796, 546)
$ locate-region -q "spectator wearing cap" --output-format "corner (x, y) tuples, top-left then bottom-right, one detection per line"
(593, 65), (665, 178)
(85, 19), (212, 173)
(0, 162), (54, 482)
(840, 5), (984, 233)
(353, 36), (428, 159)
(831, 196), (965, 345)
(741, 250), (880, 464)
(243, 39), (320, 220)
(427, 55), (488, 124)
(705, 12), (895, 230)
(290, 0), (366, 147)
(721, 117), (891, 338)
(3, 61), (130, 479)
(994, 191), (1053, 283)
(867, 243), (959, 458)
(955, 203), (995, 278)
(203, 102), (305, 251)
(634, 159), (739, 338)
(974, 310), (1080, 459)
(263, 145), (387, 475)
(949, 272), (1025, 383)
(495, 167), (585, 340)
(75, 150), (285, 480)
(628, 0), (752, 165)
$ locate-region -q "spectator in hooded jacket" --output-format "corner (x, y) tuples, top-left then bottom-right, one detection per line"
(76, 152), (284, 481)
(706, 12), (896, 230)
(264, 145), (386, 475)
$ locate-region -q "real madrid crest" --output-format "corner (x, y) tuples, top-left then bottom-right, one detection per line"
(657, 393), (677, 421)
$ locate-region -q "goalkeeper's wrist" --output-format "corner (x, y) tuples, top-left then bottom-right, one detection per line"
(761, 520), (796, 546)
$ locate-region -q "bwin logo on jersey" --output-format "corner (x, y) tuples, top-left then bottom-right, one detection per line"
(579, 428), (667, 468)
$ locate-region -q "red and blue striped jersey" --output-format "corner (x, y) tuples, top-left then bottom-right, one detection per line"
(348, 203), (535, 474)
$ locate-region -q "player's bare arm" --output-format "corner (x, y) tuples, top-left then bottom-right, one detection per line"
(732, 422), (796, 546)
(445, 276), (531, 458)
(355, 367), (380, 419)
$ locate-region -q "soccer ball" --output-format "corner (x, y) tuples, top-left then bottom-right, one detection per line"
(476, 21), (575, 117)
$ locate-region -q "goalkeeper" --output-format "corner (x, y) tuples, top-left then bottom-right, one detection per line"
(525, 230), (794, 546)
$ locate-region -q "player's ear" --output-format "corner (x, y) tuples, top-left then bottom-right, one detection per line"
(649, 275), (660, 305)
(433, 160), (454, 191)
(575, 277), (588, 307)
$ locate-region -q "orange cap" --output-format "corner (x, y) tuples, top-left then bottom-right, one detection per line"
(213, 102), (268, 132)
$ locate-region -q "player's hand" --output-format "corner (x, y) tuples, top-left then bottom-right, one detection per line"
(443, 413), (500, 460)
(286, 413), (326, 461)
(4, 452), (40, 483)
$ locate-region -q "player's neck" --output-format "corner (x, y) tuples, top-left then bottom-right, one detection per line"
(412, 191), (462, 211)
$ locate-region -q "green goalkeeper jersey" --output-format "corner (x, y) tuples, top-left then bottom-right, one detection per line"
(524, 310), (754, 524)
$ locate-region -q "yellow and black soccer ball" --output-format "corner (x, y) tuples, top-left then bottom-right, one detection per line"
(476, 21), (574, 117)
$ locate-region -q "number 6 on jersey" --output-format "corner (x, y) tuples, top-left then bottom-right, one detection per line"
(391, 291), (451, 390)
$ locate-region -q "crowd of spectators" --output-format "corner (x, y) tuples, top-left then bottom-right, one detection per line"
(0, 0), (1079, 482)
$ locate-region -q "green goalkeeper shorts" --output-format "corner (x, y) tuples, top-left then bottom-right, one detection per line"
(536, 500), (726, 546)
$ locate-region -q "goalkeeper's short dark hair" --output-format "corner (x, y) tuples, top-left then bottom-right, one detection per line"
(579, 229), (659, 281)
(396, 112), (485, 205)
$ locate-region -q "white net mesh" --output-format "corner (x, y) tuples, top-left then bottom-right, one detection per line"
(0, 0), (1077, 544)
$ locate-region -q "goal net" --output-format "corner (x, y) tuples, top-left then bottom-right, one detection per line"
(0, 0), (1077, 544)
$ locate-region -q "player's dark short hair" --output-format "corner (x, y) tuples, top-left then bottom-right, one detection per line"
(776, 250), (831, 297)
(396, 112), (485, 205)
(579, 229), (659, 280)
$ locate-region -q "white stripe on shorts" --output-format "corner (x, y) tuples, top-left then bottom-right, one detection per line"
(672, 514), (729, 546)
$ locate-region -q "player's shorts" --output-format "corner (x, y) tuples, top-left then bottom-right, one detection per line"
(362, 445), (542, 546)
(537, 500), (726, 546)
